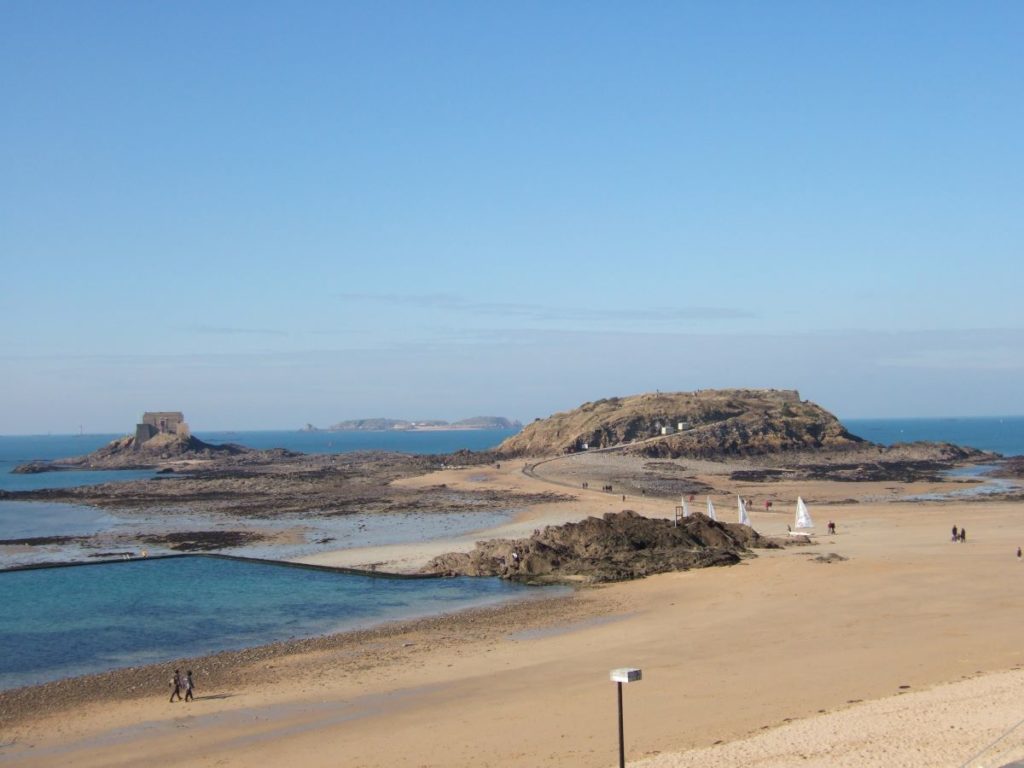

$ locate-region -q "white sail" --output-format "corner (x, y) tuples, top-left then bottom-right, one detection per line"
(682, 497), (691, 518)
(795, 496), (814, 529)
(738, 495), (750, 526)
(706, 496), (717, 521)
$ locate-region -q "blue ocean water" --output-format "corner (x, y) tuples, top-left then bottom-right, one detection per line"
(193, 428), (516, 455)
(0, 556), (534, 691)
(843, 417), (1024, 457)
(0, 434), (156, 492)
(0, 429), (516, 492)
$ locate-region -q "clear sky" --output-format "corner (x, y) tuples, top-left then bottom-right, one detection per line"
(3, 2), (1023, 433)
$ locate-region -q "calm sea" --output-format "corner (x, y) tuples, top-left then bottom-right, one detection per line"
(843, 417), (1024, 457)
(0, 556), (537, 690)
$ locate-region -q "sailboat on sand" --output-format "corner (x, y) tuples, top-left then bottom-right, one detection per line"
(790, 496), (814, 537)
(706, 496), (717, 521)
(737, 495), (750, 526)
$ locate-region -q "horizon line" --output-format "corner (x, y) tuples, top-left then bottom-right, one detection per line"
(4, 414), (1024, 439)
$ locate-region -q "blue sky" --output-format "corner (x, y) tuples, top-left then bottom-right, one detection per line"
(3, 2), (1023, 433)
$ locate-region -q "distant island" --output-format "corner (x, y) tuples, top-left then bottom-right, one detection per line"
(302, 416), (522, 433)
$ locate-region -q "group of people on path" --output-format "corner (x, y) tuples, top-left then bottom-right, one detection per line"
(169, 669), (195, 703)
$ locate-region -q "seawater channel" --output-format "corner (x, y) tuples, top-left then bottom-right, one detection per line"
(0, 499), (518, 569)
(902, 464), (1020, 502)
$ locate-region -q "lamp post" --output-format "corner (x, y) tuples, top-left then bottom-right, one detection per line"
(610, 667), (642, 768)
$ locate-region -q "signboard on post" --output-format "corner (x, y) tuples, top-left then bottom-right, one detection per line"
(610, 668), (642, 684)
(610, 667), (643, 768)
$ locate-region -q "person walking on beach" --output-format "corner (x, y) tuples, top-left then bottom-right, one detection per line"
(184, 670), (195, 702)
(169, 669), (182, 702)
(952, 525), (958, 542)
(1016, 546), (1021, 560)
(960, 528), (967, 543)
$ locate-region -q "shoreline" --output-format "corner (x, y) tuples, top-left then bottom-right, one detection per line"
(5, 457), (1024, 766)
(8, 516), (1024, 766)
(0, 586), (587, 729)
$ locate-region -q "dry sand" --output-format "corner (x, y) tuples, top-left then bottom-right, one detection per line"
(3, 458), (1024, 767)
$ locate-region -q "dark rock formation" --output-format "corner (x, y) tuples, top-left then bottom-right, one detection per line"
(729, 441), (998, 483)
(989, 456), (1024, 479)
(420, 510), (774, 584)
(138, 530), (267, 551)
(10, 463), (72, 475)
(2, 451), (571, 519)
(811, 553), (848, 564)
(13, 433), (252, 473)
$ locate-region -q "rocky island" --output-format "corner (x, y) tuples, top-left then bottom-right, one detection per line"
(498, 388), (997, 484)
(306, 416), (522, 432)
(503, 388), (865, 456)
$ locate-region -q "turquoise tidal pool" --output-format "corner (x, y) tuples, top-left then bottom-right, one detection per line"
(0, 556), (536, 691)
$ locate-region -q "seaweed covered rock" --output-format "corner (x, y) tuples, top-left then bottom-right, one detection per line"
(421, 510), (773, 584)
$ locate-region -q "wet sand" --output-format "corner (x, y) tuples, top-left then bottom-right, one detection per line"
(3, 458), (1024, 767)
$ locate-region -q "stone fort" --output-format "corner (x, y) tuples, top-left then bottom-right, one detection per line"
(135, 412), (190, 444)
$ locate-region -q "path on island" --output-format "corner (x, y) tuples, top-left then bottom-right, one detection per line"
(521, 430), (682, 494)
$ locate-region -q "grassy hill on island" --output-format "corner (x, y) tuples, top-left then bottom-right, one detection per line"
(498, 389), (865, 459)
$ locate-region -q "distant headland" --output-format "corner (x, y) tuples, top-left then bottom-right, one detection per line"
(302, 416), (522, 433)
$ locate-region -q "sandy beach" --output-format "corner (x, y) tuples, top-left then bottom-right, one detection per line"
(4, 457), (1024, 767)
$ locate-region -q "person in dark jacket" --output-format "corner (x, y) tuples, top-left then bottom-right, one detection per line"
(169, 669), (182, 702)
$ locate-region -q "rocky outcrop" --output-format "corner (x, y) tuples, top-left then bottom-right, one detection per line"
(2, 451), (569, 518)
(13, 433), (251, 473)
(420, 510), (772, 584)
(991, 456), (1024, 479)
(729, 441), (998, 483)
(498, 389), (864, 459)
